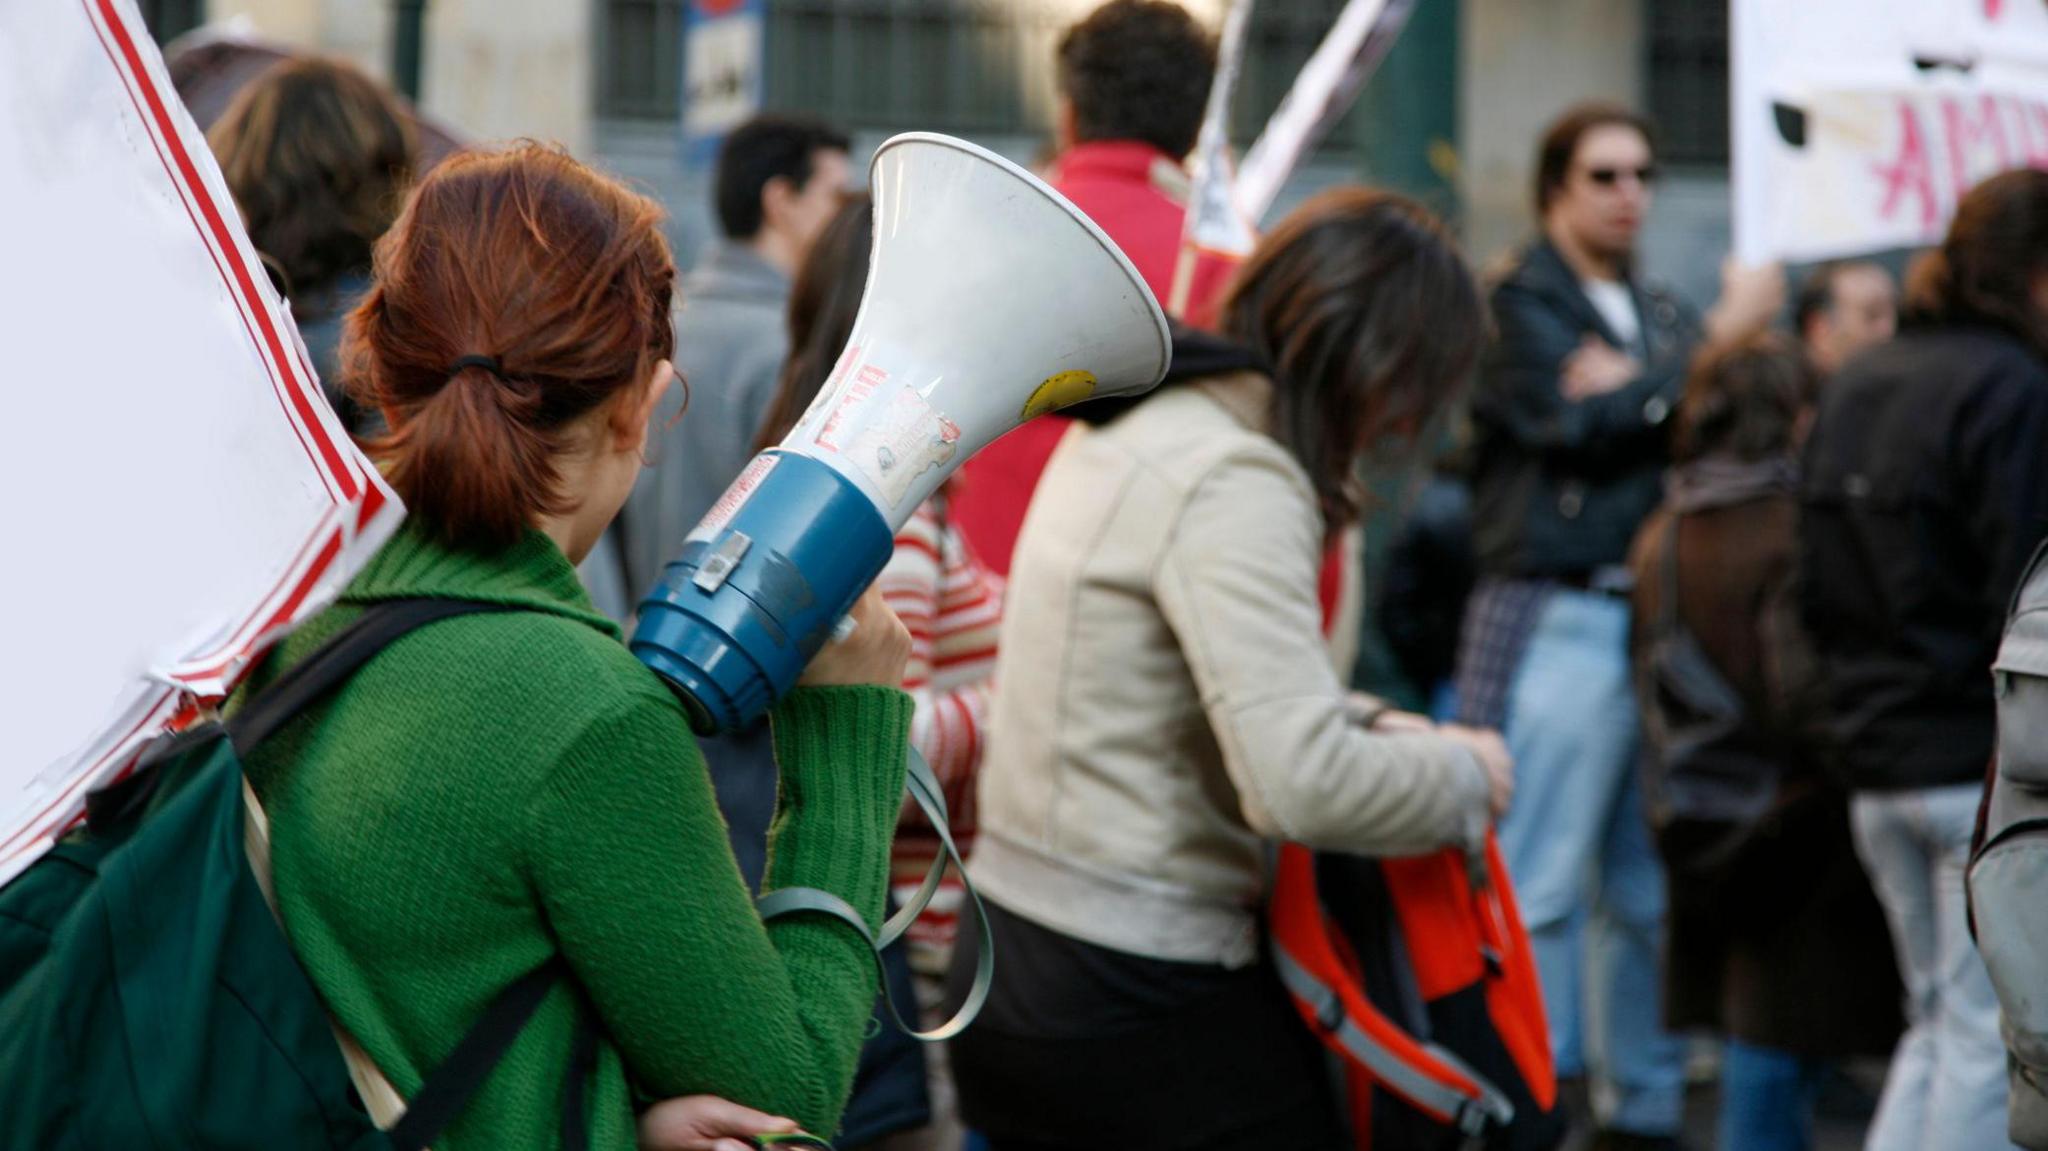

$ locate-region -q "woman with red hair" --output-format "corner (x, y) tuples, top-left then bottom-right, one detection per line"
(238, 143), (913, 1150)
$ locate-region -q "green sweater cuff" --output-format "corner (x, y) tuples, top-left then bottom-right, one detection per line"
(762, 685), (915, 930)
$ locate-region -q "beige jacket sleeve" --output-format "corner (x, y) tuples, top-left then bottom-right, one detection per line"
(1154, 443), (1490, 856)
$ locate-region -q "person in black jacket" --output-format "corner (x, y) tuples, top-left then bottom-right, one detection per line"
(1799, 168), (2048, 1151)
(1453, 102), (1781, 1149)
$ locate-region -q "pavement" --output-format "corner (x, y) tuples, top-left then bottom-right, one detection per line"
(1554, 1057), (1883, 1150)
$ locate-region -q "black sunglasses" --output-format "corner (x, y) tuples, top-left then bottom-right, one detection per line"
(1585, 165), (1658, 187)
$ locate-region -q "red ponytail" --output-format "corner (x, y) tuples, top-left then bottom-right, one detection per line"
(344, 142), (676, 552)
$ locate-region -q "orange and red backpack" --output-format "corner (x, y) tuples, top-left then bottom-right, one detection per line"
(1277, 543), (1561, 1150)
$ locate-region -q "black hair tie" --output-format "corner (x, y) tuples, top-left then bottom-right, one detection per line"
(449, 354), (505, 378)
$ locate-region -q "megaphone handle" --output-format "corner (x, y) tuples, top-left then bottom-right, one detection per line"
(754, 748), (994, 1043)
(829, 614), (858, 643)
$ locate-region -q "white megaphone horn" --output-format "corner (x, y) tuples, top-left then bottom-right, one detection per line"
(633, 132), (1173, 733)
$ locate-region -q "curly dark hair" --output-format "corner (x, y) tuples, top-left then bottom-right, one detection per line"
(208, 57), (414, 300)
(1672, 333), (1818, 465)
(1057, 0), (1216, 160)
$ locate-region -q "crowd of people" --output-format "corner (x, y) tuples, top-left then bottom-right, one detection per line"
(181, 1), (2048, 1149)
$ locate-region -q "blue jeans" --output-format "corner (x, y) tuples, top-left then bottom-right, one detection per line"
(1497, 590), (1684, 1135)
(1719, 1041), (1822, 1151)
(1852, 784), (2016, 1151)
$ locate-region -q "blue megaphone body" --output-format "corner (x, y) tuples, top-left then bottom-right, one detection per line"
(631, 132), (1171, 734)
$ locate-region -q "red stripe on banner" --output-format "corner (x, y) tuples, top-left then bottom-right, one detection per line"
(83, 0), (382, 678)
(291, 327), (367, 495)
(10, 3), (398, 879)
(79, 6), (337, 504)
(82, 14), (348, 509)
(91, 0), (358, 502)
(175, 522), (346, 685)
(168, 493), (345, 680)
(355, 482), (388, 532)
(247, 528), (348, 654)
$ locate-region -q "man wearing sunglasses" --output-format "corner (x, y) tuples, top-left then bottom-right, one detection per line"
(1455, 101), (1782, 1151)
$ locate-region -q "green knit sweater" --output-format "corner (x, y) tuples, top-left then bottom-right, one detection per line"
(239, 524), (912, 1149)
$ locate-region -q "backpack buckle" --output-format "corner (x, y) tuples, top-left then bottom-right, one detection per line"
(1312, 985), (1346, 1034)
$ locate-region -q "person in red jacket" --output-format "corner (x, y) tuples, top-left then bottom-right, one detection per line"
(951, 0), (1233, 574)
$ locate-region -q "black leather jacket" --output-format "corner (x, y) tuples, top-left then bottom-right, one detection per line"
(1799, 324), (2048, 791)
(1468, 239), (1702, 578)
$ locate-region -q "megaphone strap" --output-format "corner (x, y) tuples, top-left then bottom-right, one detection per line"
(879, 748), (952, 947)
(755, 747), (993, 1043)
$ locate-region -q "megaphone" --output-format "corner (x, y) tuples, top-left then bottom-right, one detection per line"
(632, 132), (1172, 734)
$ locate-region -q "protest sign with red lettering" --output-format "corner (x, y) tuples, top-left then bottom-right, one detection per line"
(1734, 0), (2048, 263)
(0, 0), (402, 885)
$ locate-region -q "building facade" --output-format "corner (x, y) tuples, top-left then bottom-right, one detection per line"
(151, 0), (1732, 308)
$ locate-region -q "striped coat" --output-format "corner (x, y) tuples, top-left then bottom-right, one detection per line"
(876, 495), (1002, 973)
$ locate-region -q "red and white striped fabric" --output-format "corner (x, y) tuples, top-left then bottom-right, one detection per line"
(876, 495), (1003, 974)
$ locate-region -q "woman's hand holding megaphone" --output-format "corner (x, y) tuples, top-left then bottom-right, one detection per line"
(798, 586), (912, 688)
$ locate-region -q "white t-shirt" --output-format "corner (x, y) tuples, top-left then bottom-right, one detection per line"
(1582, 279), (1642, 352)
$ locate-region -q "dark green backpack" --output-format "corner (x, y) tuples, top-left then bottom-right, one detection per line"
(0, 599), (591, 1151)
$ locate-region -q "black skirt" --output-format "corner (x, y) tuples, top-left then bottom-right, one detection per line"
(944, 898), (1347, 1151)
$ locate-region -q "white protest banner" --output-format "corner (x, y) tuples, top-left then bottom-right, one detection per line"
(0, 0), (401, 885)
(1168, 0), (1258, 318)
(1234, 0), (1417, 226)
(1733, 0), (2048, 264)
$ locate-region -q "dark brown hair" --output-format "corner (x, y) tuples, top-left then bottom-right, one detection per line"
(1219, 187), (1486, 528)
(1058, 0), (1216, 160)
(1672, 333), (1819, 465)
(1903, 167), (2048, 356)
(754, 195), (874, 452)
(344, 143), (677, 552)
(209, 57), (415, 299)
(714, 115), (852, 241)
(1533, 101), (1654, 217)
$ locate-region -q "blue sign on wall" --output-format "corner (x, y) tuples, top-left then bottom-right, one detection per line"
(681, 0), (765, 166)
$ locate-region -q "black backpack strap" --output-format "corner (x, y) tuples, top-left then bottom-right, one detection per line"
(227, 596), (601, 1148)
(385, 959), (579, 1151)
(560, 1010), (600, 1151)
(227, 598), (510, 754)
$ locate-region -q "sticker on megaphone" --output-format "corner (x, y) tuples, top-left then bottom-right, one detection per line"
(632, 132), (1171, 735)
(797, 352), (963, 508)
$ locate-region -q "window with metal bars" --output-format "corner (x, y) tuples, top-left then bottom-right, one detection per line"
(596, 0), (1356, 153)
(1646, 0), (1728, 167)
(598, 0), (687, 121)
